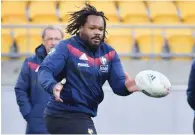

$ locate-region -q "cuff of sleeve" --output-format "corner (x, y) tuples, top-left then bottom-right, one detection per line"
(124, 86), (133, 95)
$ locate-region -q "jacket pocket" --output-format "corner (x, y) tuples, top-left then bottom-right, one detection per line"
(26, 104), (46, 121)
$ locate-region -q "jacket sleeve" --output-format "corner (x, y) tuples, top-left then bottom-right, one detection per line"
(38, 41), (68, 94)
(187, 60), (195, 110)
(108, 51), (132, 96)
(14, 58), (32, 119)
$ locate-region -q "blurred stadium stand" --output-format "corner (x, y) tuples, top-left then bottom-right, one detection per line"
(1, 0), (195, 60)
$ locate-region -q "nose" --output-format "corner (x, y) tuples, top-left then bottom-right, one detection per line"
(51, 39), (59, 46)
(94, 29), (102, 36)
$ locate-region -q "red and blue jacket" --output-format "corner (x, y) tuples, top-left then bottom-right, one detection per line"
(38, 35), (132, 117)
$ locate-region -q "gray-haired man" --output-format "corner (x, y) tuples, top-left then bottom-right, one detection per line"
(15, 25), (64, 134)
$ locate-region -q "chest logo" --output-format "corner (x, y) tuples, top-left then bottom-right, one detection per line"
(79, 53), (88, 61)
(100, 56), (108, 72)
(100, 56), (107, 65)
(78, 63), (90, 67)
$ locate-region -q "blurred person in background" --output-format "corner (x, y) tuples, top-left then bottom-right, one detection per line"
(187, 59), (195, 133)
(38, 3), (139, 134)
(14, 25), (64, 134)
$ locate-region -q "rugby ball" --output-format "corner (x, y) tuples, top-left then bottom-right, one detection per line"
(135, 70), (171, 98)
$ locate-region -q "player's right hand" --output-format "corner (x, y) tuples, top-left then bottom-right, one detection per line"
(53, 78), (66, 102)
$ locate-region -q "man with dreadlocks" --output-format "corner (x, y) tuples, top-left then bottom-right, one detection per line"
(38, 3), (139, 134)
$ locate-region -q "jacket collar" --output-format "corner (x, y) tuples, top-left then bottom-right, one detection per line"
(35, 44), (47, 59)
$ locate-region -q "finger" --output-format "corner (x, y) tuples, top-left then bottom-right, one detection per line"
(54, 88), (63, 102)
(56, 84), (63, 91)
(54, 88), (60, 97)
(56, 97), (63, 102)
(124, 72), (129, 80)
(59, 98), (63, 102)
(132, 85), (140, 91)
(54, 91), (62, 101)
(54, 82), (64, 102)
(55, 97), (63, 102)
(55, 91), (60, 98)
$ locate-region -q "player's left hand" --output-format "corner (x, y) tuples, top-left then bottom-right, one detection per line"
(124, 72), (140, 92)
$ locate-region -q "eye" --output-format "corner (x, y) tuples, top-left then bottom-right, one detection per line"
(54, 38), (61, 41)
(99, 28), (104, 31)
(89, 27), (95, 30)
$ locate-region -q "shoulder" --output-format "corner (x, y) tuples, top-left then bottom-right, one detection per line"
(102, 42), (116, 55)
(103, 42), (115, 52)
(55, 38), (74, 51)
(23, 55), (36, 64)
(46, 39), (73, 58)
(56, 39), (70, 48)
(22, 55), (40, 71)
(101, 42), (118, 61)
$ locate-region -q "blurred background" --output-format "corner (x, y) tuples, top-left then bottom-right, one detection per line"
(1, 0), (195, 134)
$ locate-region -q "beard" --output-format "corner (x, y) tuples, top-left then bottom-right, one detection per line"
(79, 33), (103, 52)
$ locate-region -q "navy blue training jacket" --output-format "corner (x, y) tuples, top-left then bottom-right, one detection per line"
(187, 59), (195, 111)
(38, 35), (132, 117)
(15, 45), (49, 133)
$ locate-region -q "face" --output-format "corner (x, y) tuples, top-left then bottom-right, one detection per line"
(80, 15), (105, 48)
(42, 29), (63, 53)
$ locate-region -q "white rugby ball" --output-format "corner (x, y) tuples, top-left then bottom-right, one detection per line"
(135, 70), (171, 98)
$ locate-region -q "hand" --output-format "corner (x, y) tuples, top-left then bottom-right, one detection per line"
(53, 82), (64, 102)
(124, 72), (140, 92)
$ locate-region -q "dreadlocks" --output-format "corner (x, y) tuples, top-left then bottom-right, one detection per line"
(66, 3), (107, 36)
